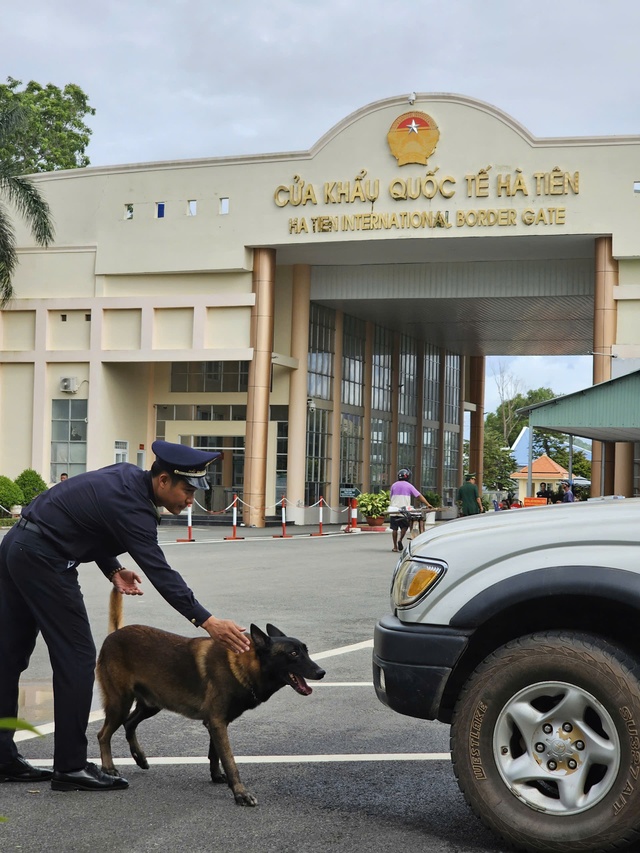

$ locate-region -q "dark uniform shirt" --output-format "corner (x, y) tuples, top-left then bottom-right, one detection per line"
(22, 463), (211, 626)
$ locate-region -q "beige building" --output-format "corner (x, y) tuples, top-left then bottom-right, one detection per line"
(2, 93), (640, 524)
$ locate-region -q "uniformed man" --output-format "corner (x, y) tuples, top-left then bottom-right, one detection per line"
(0, 441), (250, 791)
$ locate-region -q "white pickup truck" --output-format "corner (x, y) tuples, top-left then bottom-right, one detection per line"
(373, 498), (640, 853)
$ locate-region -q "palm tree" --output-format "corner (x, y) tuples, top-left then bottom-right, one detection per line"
(0, 105), (54, 305)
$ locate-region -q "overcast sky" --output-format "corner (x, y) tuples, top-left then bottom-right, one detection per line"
(5, 0), (639, 412)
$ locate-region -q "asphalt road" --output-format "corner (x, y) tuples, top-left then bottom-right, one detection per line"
(1, 524), (510, 853)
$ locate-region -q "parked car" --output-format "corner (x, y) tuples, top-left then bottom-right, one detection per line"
(373, 498), (640, 853)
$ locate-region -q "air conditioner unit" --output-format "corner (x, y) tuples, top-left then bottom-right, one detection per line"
(59, 377), (79, 393)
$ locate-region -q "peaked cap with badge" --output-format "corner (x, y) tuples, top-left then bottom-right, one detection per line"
(151, 440), (221, 489)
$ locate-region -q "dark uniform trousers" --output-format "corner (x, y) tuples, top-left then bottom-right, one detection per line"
(0, 525), (96, 772)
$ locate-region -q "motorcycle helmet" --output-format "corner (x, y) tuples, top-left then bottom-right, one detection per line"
(397, 468), (412, 481)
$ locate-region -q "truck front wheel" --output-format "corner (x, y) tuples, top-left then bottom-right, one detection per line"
(451, 631), (640, 853)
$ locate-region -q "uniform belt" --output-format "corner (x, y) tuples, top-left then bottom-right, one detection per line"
(16, 517), (44, 535)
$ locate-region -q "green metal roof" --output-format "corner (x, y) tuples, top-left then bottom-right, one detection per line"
(517, 369), (640, 442)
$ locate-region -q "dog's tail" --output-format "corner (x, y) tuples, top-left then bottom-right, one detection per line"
(108, 588), (124, 633)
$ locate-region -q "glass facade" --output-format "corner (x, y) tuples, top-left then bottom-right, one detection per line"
(171, 361), (249, 393)
(308, 304), (335, 401)
(371, 325), (392, 413)
(341, 315), (365, 407)
(306, 407), (331, 507)
(370, 417), (391, 490)
(340, 412), (363, 491)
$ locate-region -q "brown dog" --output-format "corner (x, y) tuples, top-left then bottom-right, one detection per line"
(96, 590), (325, 805)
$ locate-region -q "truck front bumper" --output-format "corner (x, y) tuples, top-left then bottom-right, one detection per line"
(373, 614), (471, 721)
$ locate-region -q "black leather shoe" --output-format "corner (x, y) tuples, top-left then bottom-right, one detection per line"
(51, 762), (129, 792)
(0, 755), (53, 782)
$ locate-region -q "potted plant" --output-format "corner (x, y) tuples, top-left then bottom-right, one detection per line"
(357, 490), (390, 526)
(423, 491), (442, 524)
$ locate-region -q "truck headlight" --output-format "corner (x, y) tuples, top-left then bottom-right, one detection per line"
(392, 556), (446, 609)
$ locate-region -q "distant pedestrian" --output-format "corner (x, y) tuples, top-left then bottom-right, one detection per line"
(457, 474), (484, 516)
(388, 468), (433, 552)
(561, 482), (575, 503)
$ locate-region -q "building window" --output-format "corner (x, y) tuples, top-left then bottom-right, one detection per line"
(370, 417), (391, 490)
(398, 334), (418, 418)
(371, 325), (392, 413)
(341, 315), (365, 407)
(114, 440), (128, 464)
(397, 423), (416, 475)
(275, 421), (288, 499)
(444, 352), (460, 425)
(306, 406), (331, 507)
(124, 203), (133, 220)
(188, 200), (197, 215)
(170, 361), (249, 393)
(51, 398), (88, 481)
(156, 202), (165, 219)
(307, 304), (335, 401)
(443, 429), (460, 506)
(340, 413), (363, 492)
(423, 343), (440, 422)
(634, 182), (640, 194)
(219, 197), (230, 215)
(421, 426), (439, 493)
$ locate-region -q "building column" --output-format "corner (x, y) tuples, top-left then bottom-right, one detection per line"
(415, 340), (425, 488)
(592, 236), (618, 496)
(244, 248), (276, 528)
(469, 356), (485, 486)
(436, 348), (446, 497)
(457, 356), (466, 489)
(391, 332), (400, 477)
(328, 311), (344, 511)
(286, 265), (310, 525)
(362, 321), (374, 492)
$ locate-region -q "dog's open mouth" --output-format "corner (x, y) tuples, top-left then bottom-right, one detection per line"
(288, 673), (312, 695)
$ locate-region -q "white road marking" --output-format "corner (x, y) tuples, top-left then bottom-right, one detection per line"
(32, 753), (451, 767)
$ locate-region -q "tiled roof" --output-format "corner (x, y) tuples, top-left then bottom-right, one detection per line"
(511, 453), (569, 479)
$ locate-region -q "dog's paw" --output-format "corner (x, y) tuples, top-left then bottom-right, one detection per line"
(210, 771), (227, 784)
(131, 751), (149, 770)
(234, 790), (258, 807)
(101, 765), (121, 778)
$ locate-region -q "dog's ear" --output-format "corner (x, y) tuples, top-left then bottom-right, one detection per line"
(250, 624), (270, 650)
(265, 624), (286, 638)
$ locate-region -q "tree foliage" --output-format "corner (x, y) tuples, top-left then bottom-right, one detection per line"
(0, 476), (24, 513)
(485, 386), (557, 448)
(0, 98), (56, 304)
(482, 429), (518, 492)
(484, 384), (591, 484)
(14, 468), (48, 504)
(0, 77), (95, 173)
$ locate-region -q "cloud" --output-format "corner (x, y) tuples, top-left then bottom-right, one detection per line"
(2, 0), (639, 166)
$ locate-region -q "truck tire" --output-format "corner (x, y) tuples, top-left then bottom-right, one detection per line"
(450, 631), (640, 853)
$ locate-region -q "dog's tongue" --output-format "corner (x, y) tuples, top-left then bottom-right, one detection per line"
(288, 673), (312, 696)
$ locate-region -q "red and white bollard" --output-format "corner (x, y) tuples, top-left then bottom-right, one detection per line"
(311, 496), (324, 536)
(224, 494), (244, 540)
(345, 497), (360, 533)
(177, 504), (195, 543)
(273, 495), (293, 538)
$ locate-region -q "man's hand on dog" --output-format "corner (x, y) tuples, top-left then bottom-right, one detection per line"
(112, 569), (144, 596)
(202, 615), (250, 654)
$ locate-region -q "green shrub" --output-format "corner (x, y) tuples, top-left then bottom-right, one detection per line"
(0, 476), (24, 515)
(423, 491), (442, 508)
(357, 490), (390, 518)
(14, 468), (48, 505)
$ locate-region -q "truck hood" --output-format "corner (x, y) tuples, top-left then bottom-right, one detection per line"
(400, 498), (640, 625)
